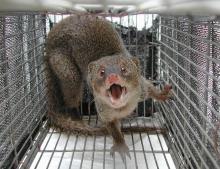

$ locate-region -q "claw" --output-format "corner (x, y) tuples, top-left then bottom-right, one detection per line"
(159, 84), (173, 101)
(164, 84), (172, 91)
(110, 142), (131, 162)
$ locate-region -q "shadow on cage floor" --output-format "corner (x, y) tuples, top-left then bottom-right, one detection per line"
(22, 115), (176, 169)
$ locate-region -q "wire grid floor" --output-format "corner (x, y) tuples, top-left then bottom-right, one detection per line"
(22, 114), (176, 169)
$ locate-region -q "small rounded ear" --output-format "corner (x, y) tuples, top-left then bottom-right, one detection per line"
(131, 57), (140, 68)
(87, 61), (96, 86)
(88, 61), (96, 73)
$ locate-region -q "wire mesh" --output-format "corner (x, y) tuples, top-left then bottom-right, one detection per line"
(1, 12), (219, 169)
(17, 13), (176, 169)
(28, 116), (175, 169)
(0, 14), (47, 169)
(158, 16), (220, 169)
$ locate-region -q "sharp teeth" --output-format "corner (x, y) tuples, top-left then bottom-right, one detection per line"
(120, 93), (123, 100)
(107, 90), (111, 96)
(110, 96), (116, 104)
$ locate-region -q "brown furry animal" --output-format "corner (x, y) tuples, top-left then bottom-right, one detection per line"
(45, 15), (172, 160)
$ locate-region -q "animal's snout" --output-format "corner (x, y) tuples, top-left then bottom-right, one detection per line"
(105, 73), (119, 85)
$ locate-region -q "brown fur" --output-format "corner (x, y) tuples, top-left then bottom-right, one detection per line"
(45, 15), (172, 158)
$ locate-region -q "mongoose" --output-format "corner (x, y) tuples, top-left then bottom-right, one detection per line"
(45, 15), (172, 159)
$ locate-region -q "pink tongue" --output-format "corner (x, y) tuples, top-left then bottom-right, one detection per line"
(110, 85), (122, 99)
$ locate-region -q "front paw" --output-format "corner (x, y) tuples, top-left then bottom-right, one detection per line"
(159, 84), (173, 101)
(110, 142), (131, 162)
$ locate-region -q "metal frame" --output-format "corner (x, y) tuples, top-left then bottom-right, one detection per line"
(158, 16), (220, 169)
(0, 14), (47, 169)
(28, 116), (175, 169)
(1, 0), (220, 15)
(0, 12), (219, 169)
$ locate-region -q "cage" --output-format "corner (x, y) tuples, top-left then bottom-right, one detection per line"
(0, 1), (220, 169)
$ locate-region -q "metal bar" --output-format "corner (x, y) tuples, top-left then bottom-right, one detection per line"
(159, 39), (219, 82)
(160, 24), (220, 47)
(153, 121), (171, 169)
(0, 95), (47, 169)
(150, 14), (155, 118)
(4, 13), (219, 169)
(124, 44), (154, 47)
(90, 136), (96, 169)
(91, 107), (99, 169)
(27, 149), (168, 153)
(0, 14), (46, 169)
(68, 134), (79, 169)
(155, 106), (185, 168)
(134, 118), (149, 169)
(160, 58), (219, 130)
(19, 120), (48, 169)
(57, 134), (71, 169)
(128, 119), (139, 169)
(1, 84), (45, 148)
(103, 134), (107, 169)
(157, 19), (188, 167)
(79, 127), (89, 168)
(0, 17), (46, 25)
(3, 84), (44, 133)
(140, 118), (160, 169)
(160, 32), (220, 65)
(113, 151), (116, 169)
(159, 67), (219, 168)
(160, 102), (210, 169)
(33, 128), (55, 169)
(159, 64), (219, 130)
(2, 16), (24, 166)
(0, 43), (44, 77)
(0, 69), (45, 126)
(0, 41), (43, 68)
(0, 66), (45, 117)
(0, 84), (46, 150)
(161, 16), (220, 29)
(7, 100), (46, 169)
(3, 26), (46, 41)
(128, 14), (131, 52)
(159, 64), (216, 145)
(22, 16), (34, 168)
(45, 132), (62, 169)
(159, 49), (220, 102)
(0, 57), (44, 98)
(135, 14), (138, 57)
(157, 18), (178, 168)
(167, 98), (218, 168)
(143, 14), (148, 117)
(0, 32), (45, 53)
(146, 132), (159, 169)
(200, 21), (211, 169)
(157, 103), (200, 169)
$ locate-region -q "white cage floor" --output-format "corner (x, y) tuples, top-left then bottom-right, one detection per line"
(26, 116), (176, 169)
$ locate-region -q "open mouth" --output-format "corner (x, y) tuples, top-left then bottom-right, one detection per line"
(107, 84), (127, 101)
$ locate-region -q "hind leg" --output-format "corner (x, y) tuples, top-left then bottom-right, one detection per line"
(48, 50), (83, 109)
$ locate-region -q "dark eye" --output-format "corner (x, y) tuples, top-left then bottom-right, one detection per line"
(100, 68), (105, 77)
(121, 67), (126, 73)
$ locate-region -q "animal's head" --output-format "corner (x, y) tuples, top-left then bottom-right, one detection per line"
(87, 54), (141, 109)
